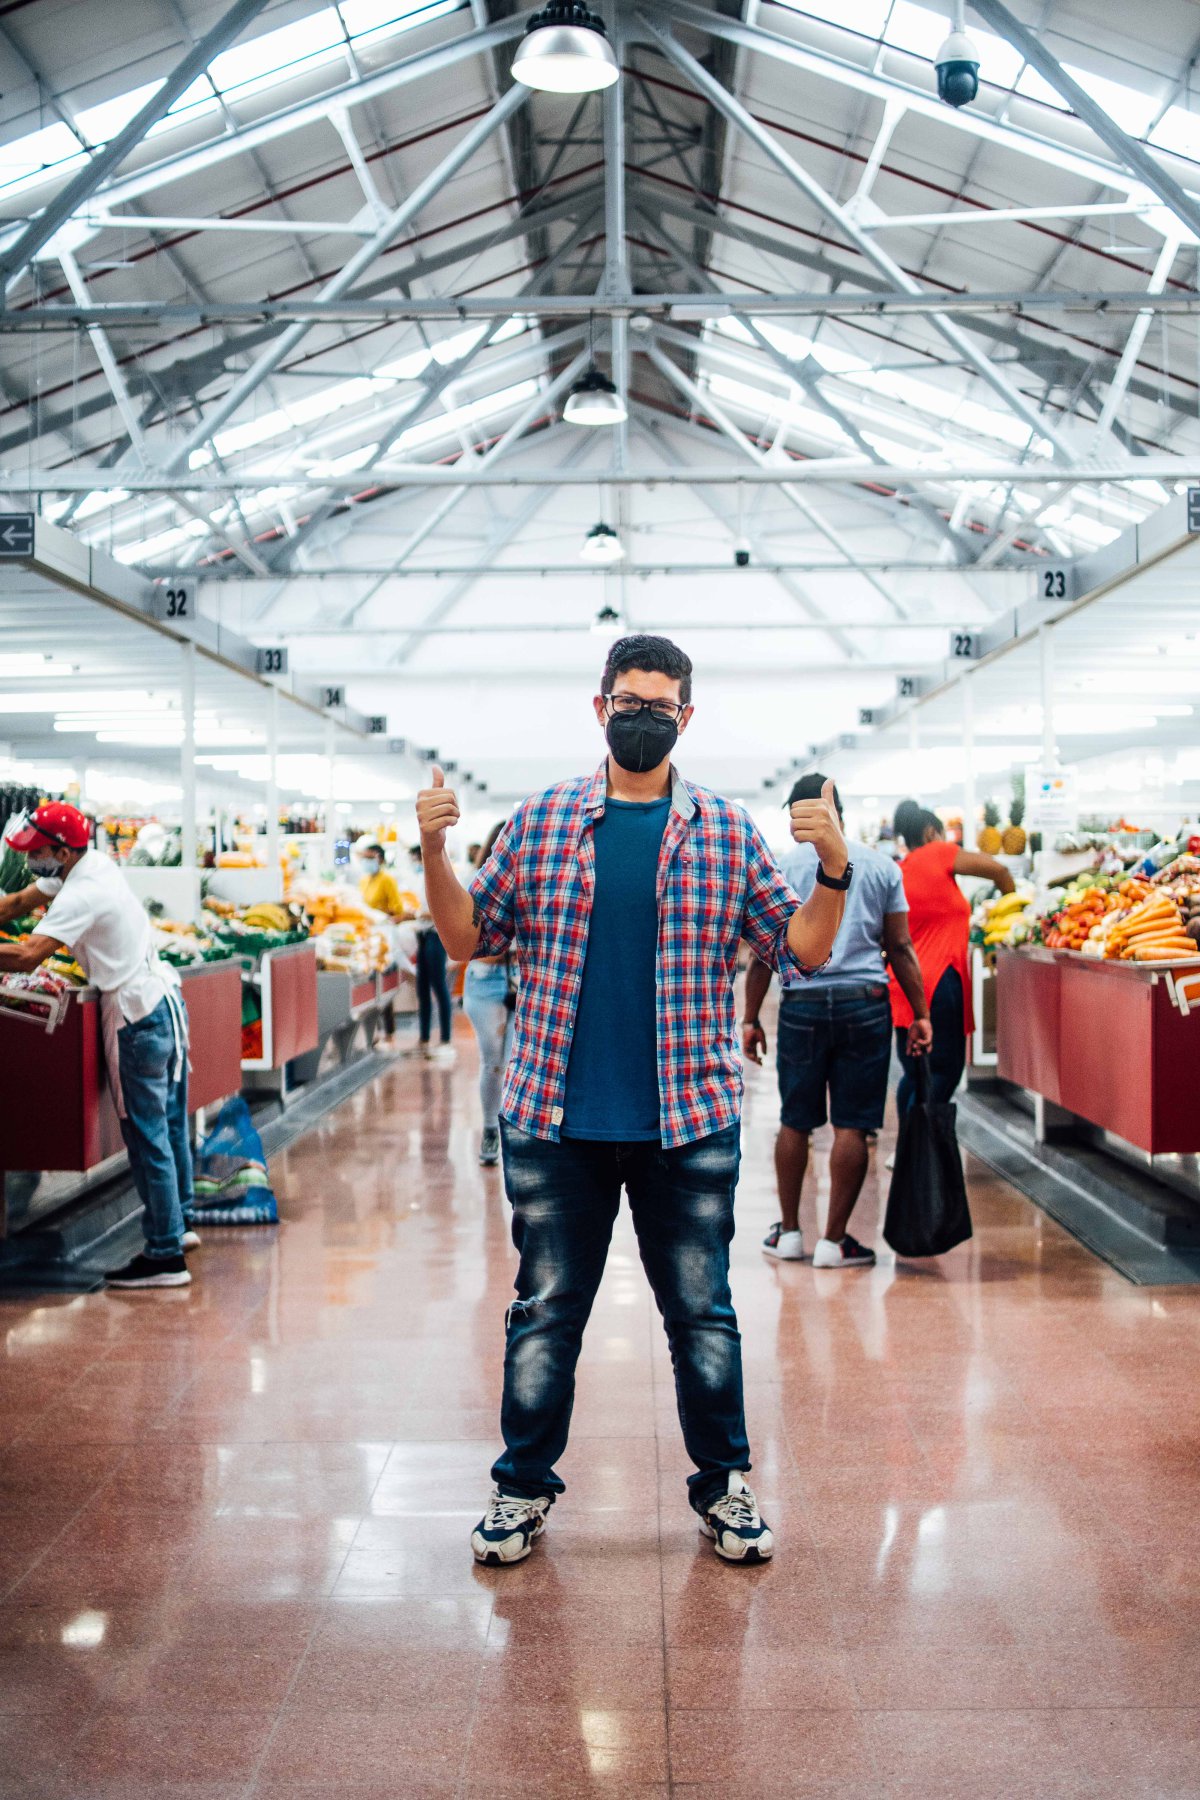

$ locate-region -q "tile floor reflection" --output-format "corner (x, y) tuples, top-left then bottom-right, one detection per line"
(1, 1019), (1199, 1797)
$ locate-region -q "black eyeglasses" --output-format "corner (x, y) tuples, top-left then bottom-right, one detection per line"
(604, 694), (687, 725)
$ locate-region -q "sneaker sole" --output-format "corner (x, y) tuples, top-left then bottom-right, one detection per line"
(471, 1518), (545, 1566)
(106, 1271), (192, 1289)
(812, 1257), (876, 1269)
(761, 1244), (804, 1261)
(698, 1520), (774, 1563)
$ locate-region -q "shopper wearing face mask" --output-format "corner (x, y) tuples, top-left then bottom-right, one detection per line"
(415, 635), (850, 1569)
(0, 804), (198, 1288)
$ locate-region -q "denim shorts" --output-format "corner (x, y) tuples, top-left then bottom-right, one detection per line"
(776, 983), (893, 1134)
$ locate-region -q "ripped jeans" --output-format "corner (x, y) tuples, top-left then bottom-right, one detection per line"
(493, 1121), (749, 1513)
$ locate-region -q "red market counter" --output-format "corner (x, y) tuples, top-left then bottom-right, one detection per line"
(0, 961), (242, 1230)
(995, 946), (1200, 1155)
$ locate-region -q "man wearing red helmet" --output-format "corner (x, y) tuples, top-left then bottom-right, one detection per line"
(1, 803), (198, 1288)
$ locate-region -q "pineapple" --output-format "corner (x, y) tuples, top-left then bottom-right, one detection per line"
(1003, 784), (1027, 857)
(978, 798), (1003, 855)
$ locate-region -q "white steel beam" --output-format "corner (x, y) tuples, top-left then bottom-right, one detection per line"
(162, 84), (529, 478)
(338, 348), (591, 626)
(969, 0), (1200, 246)
(645, 338), (910, 622)
(637, 15), (1077, 465)
(0, 0), (274, 291)
(387, 430), (600, 667)
(9, 458), (1194, 492)
(0, 14), (528, 265)
(650, 0), (1152, 200)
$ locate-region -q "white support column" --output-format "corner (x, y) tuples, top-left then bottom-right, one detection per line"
(1040, 624), (1057, 765)
(961, 673), (976, 850)
(266, 684), (280, 892)
(325, 717), (337, 877)
(180, 640), (197, 874)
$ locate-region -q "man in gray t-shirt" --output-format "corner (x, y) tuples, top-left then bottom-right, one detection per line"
(743, 775), (931, 1270)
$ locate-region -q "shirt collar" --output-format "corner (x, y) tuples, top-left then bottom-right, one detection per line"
(587, 758), (696, 823)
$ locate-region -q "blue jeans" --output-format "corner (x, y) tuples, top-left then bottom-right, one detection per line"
(777, 982), (893, 1133)
(462, 964), (515, 1130)
(416, 929), (452, 1045)
(896, 967), (967, 1113)
(494, 1121), (748, 1513)
(117, 998), (194, 1259)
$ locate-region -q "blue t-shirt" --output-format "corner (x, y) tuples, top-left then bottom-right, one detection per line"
(561, 796), (670, 1141)
(778, 840), (906, 989)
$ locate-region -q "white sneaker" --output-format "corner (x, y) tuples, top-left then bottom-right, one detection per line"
(884, 1151), (896, 1172)
(470, 1487), (551, 1565)
(181, 1228), (201, 1251)
(812, 1233), (877, 1269)
(699, 1472), (774, 1563)
(762, 1222), (804, 1261)
(432, 1043), (456, 1064)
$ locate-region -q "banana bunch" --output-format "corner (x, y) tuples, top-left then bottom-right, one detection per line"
(241, 902), (292, 931)
(983, 891), (1032, 947)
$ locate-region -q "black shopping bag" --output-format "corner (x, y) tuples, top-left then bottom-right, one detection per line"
(884, 1059), (973, 1258)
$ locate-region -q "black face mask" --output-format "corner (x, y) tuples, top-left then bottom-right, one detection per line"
(605, 710), (679, 774)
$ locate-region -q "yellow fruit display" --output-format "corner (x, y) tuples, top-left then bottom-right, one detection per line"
(977, 798), (1002, 855)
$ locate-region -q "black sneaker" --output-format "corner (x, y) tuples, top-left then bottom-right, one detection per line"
(479, 1128), (500, 1167)
(105, 1253), (191, 1289)
(699, 1472), (774, 1564)
(470, 1487), (550, 1565)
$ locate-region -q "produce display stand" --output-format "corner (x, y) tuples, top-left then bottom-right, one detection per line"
(0, 960), (242, 1236)
(239, 940), (319, 1105)
(996, 946), (1200, 1158)
(288, 966), (401, 1083)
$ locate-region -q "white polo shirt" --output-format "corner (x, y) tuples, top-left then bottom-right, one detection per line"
(39, 849), (168, 1024)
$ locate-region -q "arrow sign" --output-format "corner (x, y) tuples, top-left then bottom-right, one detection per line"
(0, 513), (34, 556)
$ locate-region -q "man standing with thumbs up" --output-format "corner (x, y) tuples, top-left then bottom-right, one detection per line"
(416, 635), (849, 1568)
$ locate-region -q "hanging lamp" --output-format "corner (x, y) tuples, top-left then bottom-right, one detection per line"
(580, 522), (624, 564)
(511, 2), (619, 93)
(563, 364), (627, 426)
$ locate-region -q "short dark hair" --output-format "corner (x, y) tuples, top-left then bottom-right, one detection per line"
(787, 771), (842, 820)
(601, 634), (692, 706)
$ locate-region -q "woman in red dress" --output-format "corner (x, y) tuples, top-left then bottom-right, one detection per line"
(889, 807), (1014, 1111)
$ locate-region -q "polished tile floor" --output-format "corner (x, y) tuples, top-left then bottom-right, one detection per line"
(2, 1020), (1200, 1798)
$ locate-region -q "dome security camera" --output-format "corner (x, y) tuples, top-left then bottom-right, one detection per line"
(734, 537), (751, 568)
(935, 30), (980, 107)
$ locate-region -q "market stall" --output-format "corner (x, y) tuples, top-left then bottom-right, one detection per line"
(0, 959), (242, 1235)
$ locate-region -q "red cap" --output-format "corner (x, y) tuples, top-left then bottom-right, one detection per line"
(6, 802), (92, 853)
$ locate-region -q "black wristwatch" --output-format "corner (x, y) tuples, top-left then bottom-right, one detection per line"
(815, 860), (853, 891)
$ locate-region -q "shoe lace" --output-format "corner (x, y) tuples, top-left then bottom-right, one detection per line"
(710, 1486), (759, 1530)
(486, 1493), (544, 1530)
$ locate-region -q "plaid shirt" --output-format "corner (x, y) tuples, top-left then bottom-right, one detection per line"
(469, 760), (811, 1148)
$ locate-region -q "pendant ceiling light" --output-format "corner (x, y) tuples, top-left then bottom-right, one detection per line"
(511, 2), (619, 94)
(580, 522), (624, 565)
(563, 365), (627, 427)
(591, 602), (624, 636)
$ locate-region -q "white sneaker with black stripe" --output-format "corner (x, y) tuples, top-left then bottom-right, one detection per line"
(812, 1233), (876, 1269)
(699, 1472), (774, 1564)
(470, 1488), (550, 1565)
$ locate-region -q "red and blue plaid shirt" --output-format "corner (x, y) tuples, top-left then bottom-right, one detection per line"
(469, 760), (811, 1148)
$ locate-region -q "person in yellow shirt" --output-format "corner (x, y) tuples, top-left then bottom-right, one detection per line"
(357, 838), (407, 919)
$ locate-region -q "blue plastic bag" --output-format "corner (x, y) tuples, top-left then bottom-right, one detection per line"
(193, 1095), (279, 1225)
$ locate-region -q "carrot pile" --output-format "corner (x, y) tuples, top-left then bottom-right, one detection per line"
(1103, 893), (1198, 963)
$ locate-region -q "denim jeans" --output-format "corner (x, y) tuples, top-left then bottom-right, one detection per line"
(777, 982), (893, 1133)
(494, 1120), (748, 1513)
(895, 967), (967, 1113)
(462, 964), (515, 1130)
(416, 928), (452, 1045)
(117, 998), (194, 1259)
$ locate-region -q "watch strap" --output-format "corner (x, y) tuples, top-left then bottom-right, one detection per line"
(815, 860), (853, 891)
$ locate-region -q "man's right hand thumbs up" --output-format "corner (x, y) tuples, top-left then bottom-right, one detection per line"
(417, 763), (459, 853)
